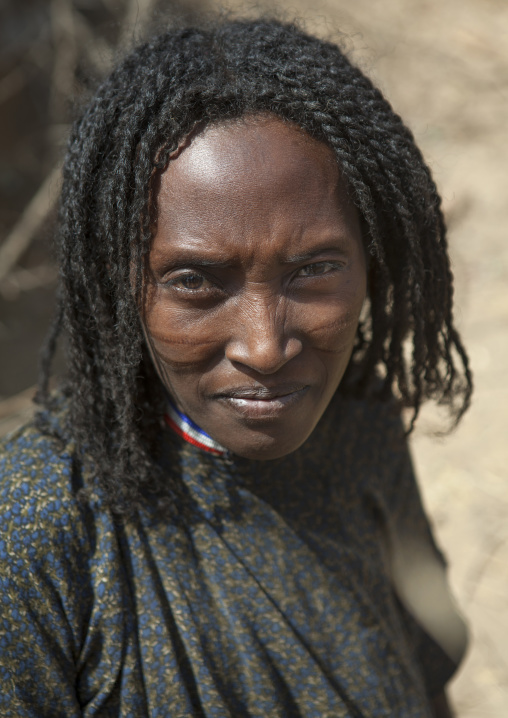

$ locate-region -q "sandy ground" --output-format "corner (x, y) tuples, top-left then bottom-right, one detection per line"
(1, 0), (507, 715)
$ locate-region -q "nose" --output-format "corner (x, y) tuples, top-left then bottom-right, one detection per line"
(225, 293), (303, 375)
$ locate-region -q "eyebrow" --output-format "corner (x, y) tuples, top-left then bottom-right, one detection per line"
(162, 257), (235, 269)
(158, 242), (350, 269)
(282, 246), (349, 264)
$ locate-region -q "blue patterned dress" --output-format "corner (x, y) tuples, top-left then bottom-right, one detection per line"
(0, 393), (467, 717)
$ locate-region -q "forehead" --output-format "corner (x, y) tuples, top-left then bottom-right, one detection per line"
(158, 115), (346, 206)
(152, 114), (361, 260)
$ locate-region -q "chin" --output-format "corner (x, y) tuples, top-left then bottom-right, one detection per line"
(225, 426), (313, 461)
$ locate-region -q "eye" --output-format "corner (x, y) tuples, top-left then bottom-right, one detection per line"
(166, 271), (214, 292)
(296, 261), (340, 278)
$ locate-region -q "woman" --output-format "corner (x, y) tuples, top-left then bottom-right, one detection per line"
(0, 18), (471, 717)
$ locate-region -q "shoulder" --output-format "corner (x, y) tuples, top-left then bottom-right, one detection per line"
(0, 402), (96, 571)
(1, 402), (74, 514)
(0, 400), (121, 646)
(0, 405), (116, 714)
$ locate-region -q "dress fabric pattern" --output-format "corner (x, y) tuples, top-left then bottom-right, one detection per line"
(0, 394), (464, 717)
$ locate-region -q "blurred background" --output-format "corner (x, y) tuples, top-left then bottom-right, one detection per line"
(0, 0), (507, 714)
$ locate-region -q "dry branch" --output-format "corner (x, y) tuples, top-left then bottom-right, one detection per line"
(73, 11), (114, 75)
(0, 165), (61, 283)
(119, 0), (158, 48)
(49, 0), (78, 119)
(0, 264), (58, 301)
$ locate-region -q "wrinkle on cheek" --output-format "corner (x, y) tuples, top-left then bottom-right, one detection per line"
(143, 305), (223, 367)
(149, 332), (220, 368)
(150, 332), (218, 347)
(151, 350), (213, 376)
(296, 299), (362, 340)
(306, 312), (359, 335)
(144, 296), (225, 342)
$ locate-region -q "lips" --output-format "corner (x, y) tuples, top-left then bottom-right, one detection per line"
(213, 383), (309, 419)
(214, 382), (307, 400)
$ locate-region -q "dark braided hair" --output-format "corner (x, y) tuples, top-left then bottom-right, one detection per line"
(36, 17), (472, 515)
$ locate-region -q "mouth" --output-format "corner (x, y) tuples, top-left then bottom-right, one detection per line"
(213, 384), (309, 419)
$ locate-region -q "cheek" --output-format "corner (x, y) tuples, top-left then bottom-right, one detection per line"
(295, 283), (366, 354)
(143, 299), (223, 370)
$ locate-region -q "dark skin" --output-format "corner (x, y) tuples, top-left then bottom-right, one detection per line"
(145, 115), (366, 460)
(144, 114), (454, 716)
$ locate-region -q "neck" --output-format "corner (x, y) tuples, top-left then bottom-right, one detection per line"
(164, 398), (228, 456)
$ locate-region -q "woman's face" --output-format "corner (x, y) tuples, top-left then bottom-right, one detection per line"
(144, 115), (367, 459)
